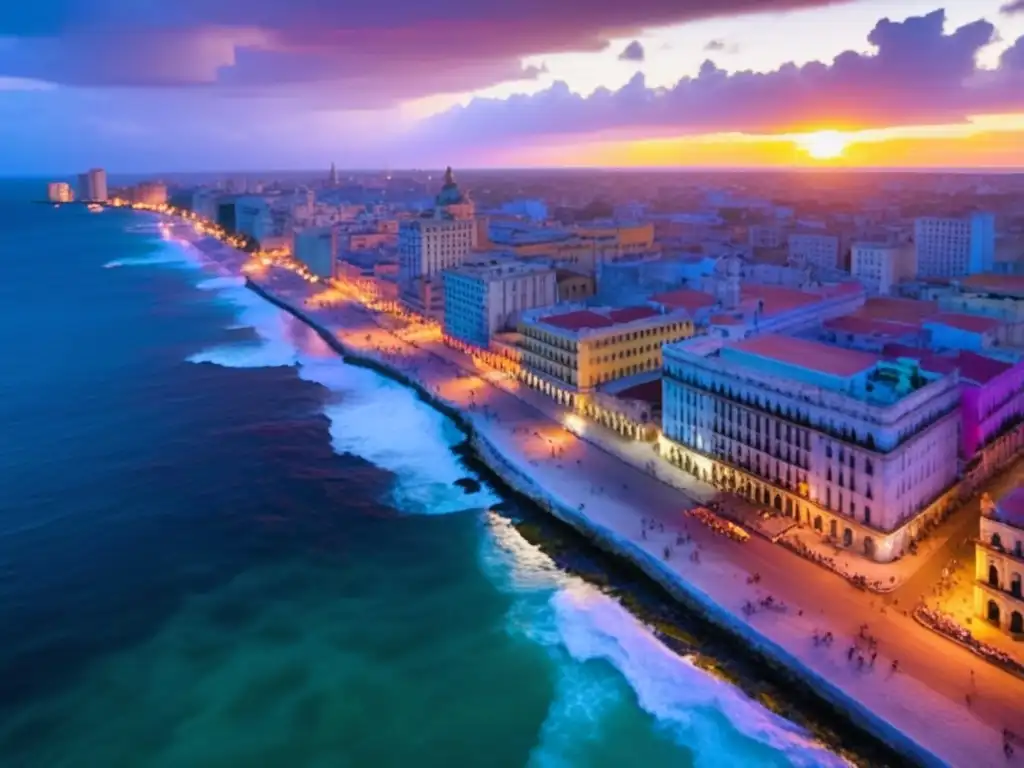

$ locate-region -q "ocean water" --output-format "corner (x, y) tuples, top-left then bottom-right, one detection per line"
(0, 185), (845, 768)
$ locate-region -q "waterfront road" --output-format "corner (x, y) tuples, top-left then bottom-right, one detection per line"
(256, 268), (1024, 768)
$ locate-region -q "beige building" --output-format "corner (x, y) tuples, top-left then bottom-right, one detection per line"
(851, 242), (916, 296)
(975, 487), (1024, 635)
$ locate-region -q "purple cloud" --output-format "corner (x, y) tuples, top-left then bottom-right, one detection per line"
(619, 41), (646, 62)
(413, 10), (1024, 145)
(0, 0), (852, 105)
(1001, 0), (1024, 15)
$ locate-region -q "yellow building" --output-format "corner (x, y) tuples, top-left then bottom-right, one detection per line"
(573, 221), (655, 254)
(517, 304), (695, 406)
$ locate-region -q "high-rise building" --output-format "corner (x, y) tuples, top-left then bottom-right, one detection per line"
(77, 168), (108, 202)
(46, 182), (73, 203)
(133, 181), (168, 207)
(442, 256), (557, 348)
(914, 213), (995, 277)
(293, 227), (338, 279)
(397, 167), (478, 318)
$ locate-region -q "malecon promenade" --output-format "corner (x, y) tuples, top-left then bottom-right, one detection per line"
(174, 217), (1022, 768)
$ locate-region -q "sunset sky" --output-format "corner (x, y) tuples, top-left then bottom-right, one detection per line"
(1, 0), (1023, 172)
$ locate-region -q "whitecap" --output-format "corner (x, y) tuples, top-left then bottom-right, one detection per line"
(547, 585), (849, 768)
(297, 357), (498, 515)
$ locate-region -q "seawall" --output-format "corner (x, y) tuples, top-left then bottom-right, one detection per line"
(245, 278), (942, 768)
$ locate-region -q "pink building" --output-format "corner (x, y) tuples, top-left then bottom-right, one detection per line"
(959, 352), (1024, 471)
(882, 345), (1024, 469)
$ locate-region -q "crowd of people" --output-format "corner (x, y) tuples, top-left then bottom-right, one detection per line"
(916, 606), (1024, 677)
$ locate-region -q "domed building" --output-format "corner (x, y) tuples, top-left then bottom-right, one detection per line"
(433, 167), (475, 221)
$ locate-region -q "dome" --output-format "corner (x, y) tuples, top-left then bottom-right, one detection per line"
(436, 166), (467, 206)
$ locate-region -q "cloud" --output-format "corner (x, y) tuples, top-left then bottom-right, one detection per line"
(1001, 0), (1024, 15)
(704, 39), (727, 51)
(413, 10), (1024, 146)
(619, 41), (646, 62)
(0, 0), (850, 106)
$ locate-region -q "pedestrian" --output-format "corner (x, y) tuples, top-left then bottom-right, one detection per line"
(870, 651), (877, 667)
(847, 646), (855, 661)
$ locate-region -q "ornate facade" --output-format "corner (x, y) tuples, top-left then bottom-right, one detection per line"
(661, 334), (962, 562)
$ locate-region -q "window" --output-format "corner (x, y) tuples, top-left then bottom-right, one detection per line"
(864, 506), (872, 525)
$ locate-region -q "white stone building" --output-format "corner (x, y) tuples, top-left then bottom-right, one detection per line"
(661, 334), (962, 562)
(851, 242), (916, 295)
(914, 213), (995, 278)
(788, 233), (839, 270)
(975, 488), (1024, 635)
(443, 256), (557, 348)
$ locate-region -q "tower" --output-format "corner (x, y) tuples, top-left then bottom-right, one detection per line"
(329, 162), (338, 186)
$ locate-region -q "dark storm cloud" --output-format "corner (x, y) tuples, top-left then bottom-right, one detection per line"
(0, 0), (850, 104)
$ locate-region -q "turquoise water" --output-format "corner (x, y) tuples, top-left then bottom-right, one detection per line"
(0, 186), (843, 767)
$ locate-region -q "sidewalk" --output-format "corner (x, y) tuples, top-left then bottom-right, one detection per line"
(253, 270), (1024, 768)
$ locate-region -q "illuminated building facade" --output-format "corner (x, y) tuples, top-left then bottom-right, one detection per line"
(46, 182), (73, 203)
(661, 334), (962, 562)
(975, 488), (1024, 635)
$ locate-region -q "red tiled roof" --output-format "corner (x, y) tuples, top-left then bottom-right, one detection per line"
(542, 310), (614, 331)
(859, 297), (938, 326)
(710, 313), (743, 325)
(740, 285), (818, 317)
(825, 316), (919, 339)
(650, 288), (717, 314)
(926, 312), (1002, 334)
(617, 378), (663, 406)
(962, 274), (1024, 296)
(608, 306), (660, 323)
(732, 334), (878, 377)
(956, 351), (1012, 385)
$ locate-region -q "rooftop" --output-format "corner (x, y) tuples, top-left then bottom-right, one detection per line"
(926, 312), (1002, 334)
(957, 351), (1013, 385)
(993, 486), (1024, 529)
(534, 304), (683, 334)
(961, 273), (1024, 297)
(650, 288), (718, 316)
(825, 315), (920, 340)
(541, 310), (614, 331)
(740, 285), (820, 317)
(859, 297), (938, 326)
(732, 334), (879, 378)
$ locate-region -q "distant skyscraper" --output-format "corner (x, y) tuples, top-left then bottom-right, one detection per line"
(47, 182), (74, 203)
(329, 162), (338, 186)
(77, 168), (108, 202)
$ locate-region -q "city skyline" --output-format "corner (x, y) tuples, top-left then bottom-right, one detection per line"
(1, 1), (1023, 172)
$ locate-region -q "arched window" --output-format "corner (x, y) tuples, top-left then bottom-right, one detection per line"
(843, 528), (853, 547)
(1012, 573), (1022, 599)
(1012, 611), (1023, 634)
(992, 533), (1003, 550)
(987, 600), (1001, 625)
(989, 563), (1000, 588)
